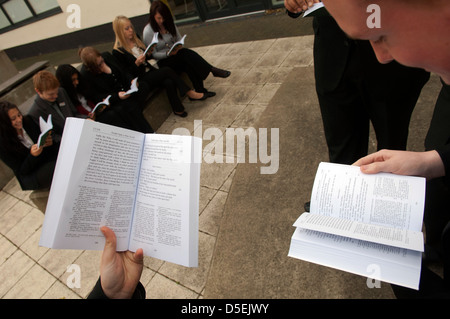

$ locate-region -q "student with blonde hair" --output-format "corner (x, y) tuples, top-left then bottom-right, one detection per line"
(112, 15), (205, 117)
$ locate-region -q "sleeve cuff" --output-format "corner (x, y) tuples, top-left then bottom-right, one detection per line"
(87, 277), (146, 299)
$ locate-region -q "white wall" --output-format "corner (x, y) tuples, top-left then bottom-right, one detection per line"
(0, 0), (150, 50)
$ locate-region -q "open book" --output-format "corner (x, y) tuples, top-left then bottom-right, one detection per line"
(39, 118), (202, 267)
(288, 162), (426, 290)
(144, 32), (159, 56)
(37, 114), (52, 147)
(91, 95), (111, 117)
(303, 2), (328, 17)
(123, 77), (138, 96)
(168, 35), (186, 56)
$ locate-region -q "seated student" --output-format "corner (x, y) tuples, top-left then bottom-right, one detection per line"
(28, 71), (87, 143)
(143, 1), (230, 96)
(55, 64), (133, 130)
(79, 47), (154, 134)
(112, 15), (207, 118)
(0, 101), (59, 191)
(55, 64), (94, 116)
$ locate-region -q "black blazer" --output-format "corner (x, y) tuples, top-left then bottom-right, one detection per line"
(313, 15), (429, 96)
(112, 47), (156, 79)
(28, 87), (83, 143)
(80, 52), (135, 105)
(313, 15), (352, 93)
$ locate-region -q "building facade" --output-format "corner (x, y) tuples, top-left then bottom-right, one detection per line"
(0, 0), (284, 60)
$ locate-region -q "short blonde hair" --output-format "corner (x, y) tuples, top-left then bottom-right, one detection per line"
(33, 71), (59, 93)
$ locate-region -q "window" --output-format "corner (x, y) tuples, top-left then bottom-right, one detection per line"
(27, 0), (59, 15)
(0, 0), (61, 33)
(0, 7), (11, 28)
(3, 0), (33, 23)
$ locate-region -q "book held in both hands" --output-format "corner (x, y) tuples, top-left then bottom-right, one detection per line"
(288, 162), (426, 290)
(37, 114), (52, 148)
(39, 118), (202, 267)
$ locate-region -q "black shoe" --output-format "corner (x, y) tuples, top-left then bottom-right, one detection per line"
(204, 90), (216, 98)
(174, 111), (188, 117)
(211, 67), (231, 78)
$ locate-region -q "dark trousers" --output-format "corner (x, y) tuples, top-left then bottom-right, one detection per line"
(316, 42), (429, 164)
(424, 82), (450, 247)
(158, 48), (212, 93)
(140, 66), (191, 113)
(19, 144), (59, 190)
(111, 90), (154, 134)
(96, 107), (133, 130)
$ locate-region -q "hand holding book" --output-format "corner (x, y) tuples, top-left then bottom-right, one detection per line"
(37, 114), (53, 148)
(167, 35), (186, 56)
(144, 32), (159, 56)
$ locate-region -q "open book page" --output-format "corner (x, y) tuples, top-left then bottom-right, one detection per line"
(124, 78), (138, 96)
(39, 118), (85, 248)
(37, 114), (53, 147)
(92, 95), (111, 115)
(168, 35), (186, 55)
(293, 213), (424, 251)
(128, 134), (201, 267)
(309, 162), (426, 232)
(39, 119), (145, 251)
(289, 227), (422, 290)
(144, 32), (159, 55)
(303, 2), (325, 17)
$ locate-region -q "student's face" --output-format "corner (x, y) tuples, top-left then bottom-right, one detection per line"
(36, 87), (59, 103)
(71, 73), (79, 88)
(123, 21), (134, 40)
(96, 56), (106, 73)
(154, 12), (164, 27)
(322, 0), (450, 84)
(8, 108), (23, 133)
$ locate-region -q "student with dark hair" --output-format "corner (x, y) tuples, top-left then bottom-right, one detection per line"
(55, 64), (133, 129)
(55, 64), (94, 116)
(143, 0), (230, 96)
(0, 100), (59, 190)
